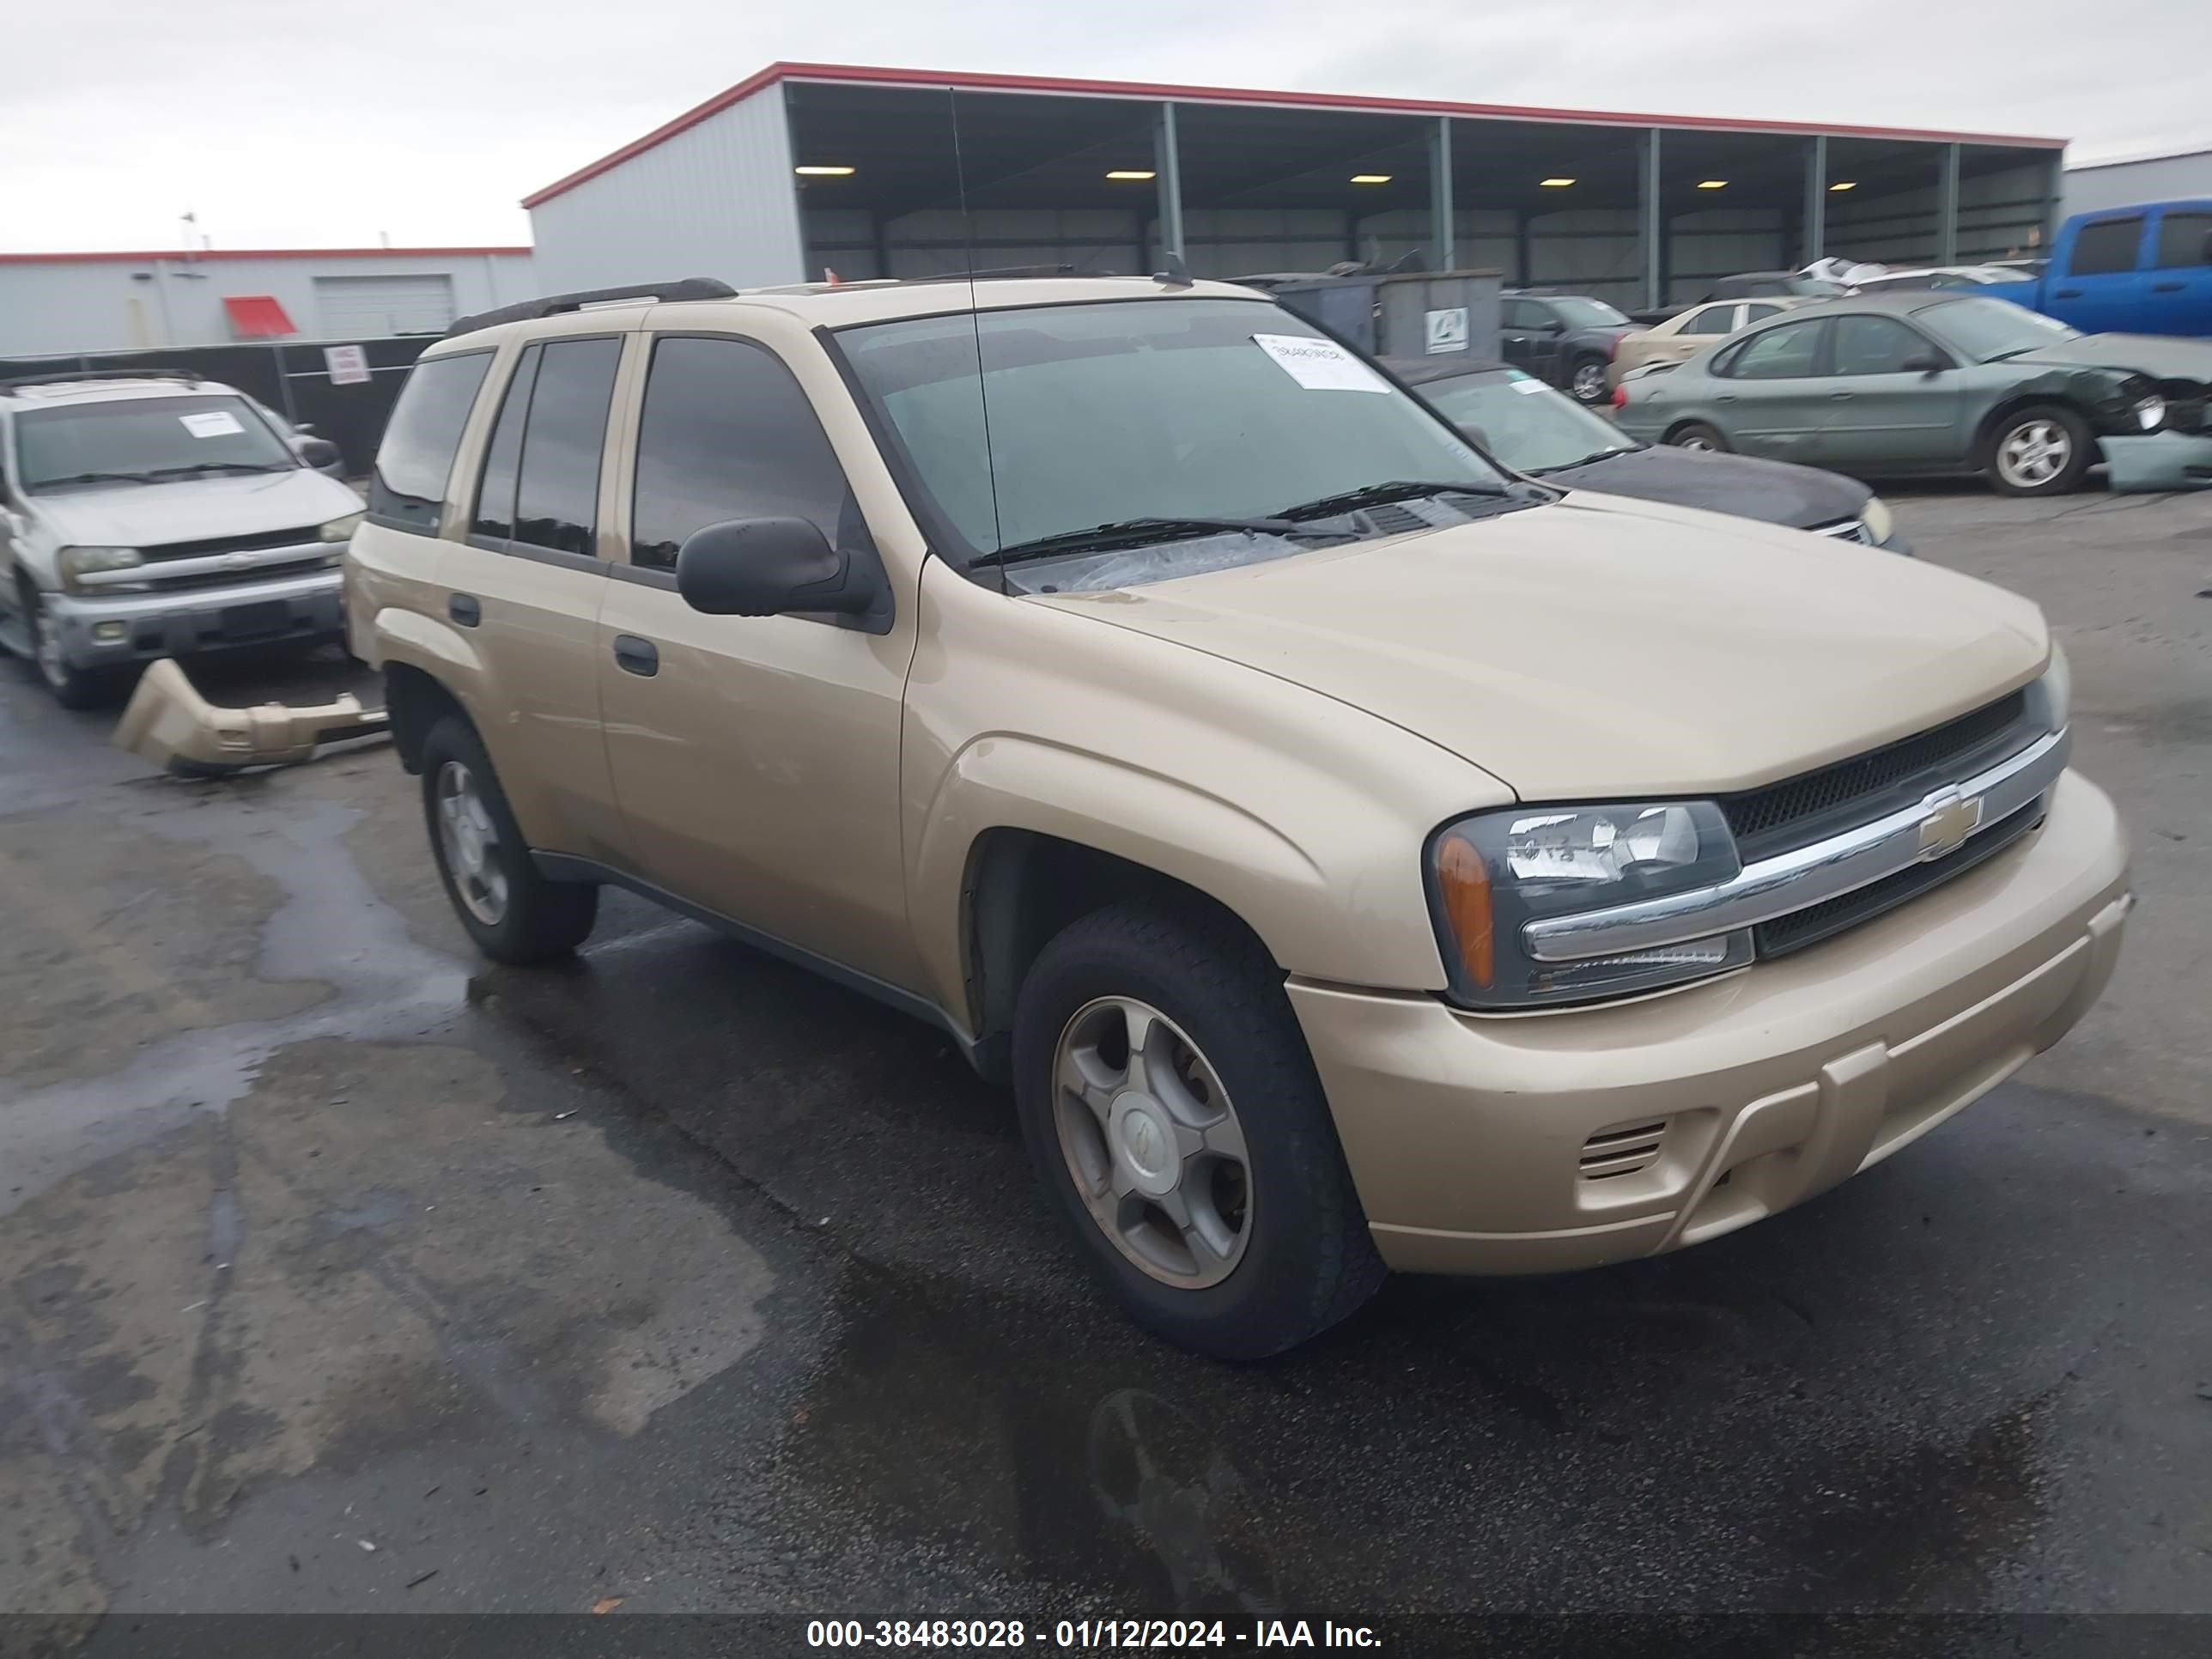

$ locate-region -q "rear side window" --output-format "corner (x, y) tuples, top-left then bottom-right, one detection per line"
(1720, 319), (1826, 380)
(512, 337), (622, 556)
(471, 346), (539, 543)
(629, 336), (858, 574)
(2155, 210), (2212, 270)
(2069, 216), (2145, 276)
(368, 351), (492, 534)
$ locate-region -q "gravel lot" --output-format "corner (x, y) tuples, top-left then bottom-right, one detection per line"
(2, 487), (2207, 1642)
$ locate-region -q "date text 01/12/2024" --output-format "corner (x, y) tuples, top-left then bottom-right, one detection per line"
(805, 1620), (1383, 1649)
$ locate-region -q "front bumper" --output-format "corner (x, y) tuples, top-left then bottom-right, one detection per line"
(47, 567), (343, 670)
(1291, 769), (2130, 1275)
(2100, 429), (2212, 493)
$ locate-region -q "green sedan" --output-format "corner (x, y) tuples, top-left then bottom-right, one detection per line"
(1613, 292), (2212, 495)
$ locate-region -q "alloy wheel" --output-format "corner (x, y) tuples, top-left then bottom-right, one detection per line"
(434, 760), (509, 925)
(1996, 419), (2071, 489)
(1571, 362), (1608, 403)
(1051, 995), (1252, 1289)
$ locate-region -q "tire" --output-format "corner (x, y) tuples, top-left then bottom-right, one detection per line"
(1567, 356), (1611, 405)
(1012, 901), (1385, 1360)
(15, 580), (112, 710)
(419, 715), (598, 964)
(1664, 420), (1732, 454)
(1985, 403), (2094, 496)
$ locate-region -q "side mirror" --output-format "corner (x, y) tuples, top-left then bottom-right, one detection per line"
(295, 421), (319, 434)
(298, 435), (343, 469)
(676, 516), (885, 623)
(1899, 353), (1948, 374)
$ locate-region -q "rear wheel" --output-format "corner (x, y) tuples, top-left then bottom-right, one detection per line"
(419, 715), (599, 963)
(1013, 902), (1384, 1359)
(1568, 356), (1611, 404)
(1665, 420), (1732, 454)
(1986, 404), (2093, 496)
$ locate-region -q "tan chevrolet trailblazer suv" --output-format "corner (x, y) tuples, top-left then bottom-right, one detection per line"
(348, 274), (2130, 1359)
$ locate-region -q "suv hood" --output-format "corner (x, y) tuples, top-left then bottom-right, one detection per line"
(28, 469), (361, 549)
(1033, 493), (2046, 800)
(2008, 332), (2212, 380)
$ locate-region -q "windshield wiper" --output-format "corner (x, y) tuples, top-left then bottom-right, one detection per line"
(1528, 447), (1639, 474)
(970, 515), (1340, 568)
(33, 470), (162, 488)
(1981, 346), (2045, 363)
(1273, 478), (1507, 521)
(143, 460), (295, 477)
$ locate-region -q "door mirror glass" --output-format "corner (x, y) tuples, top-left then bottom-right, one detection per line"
(676, 516), (882, 620)
(298, 435), (343, 469)
(1899, 352), (1948, 374)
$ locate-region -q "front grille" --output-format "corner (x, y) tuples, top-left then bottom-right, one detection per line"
(1579, 1120), (1669, 1181)
(1754, 799), (2045, 958)
(1723, 690), (2035, 861)
(146, 556), (330, 592)
(142, 526), (323, 562)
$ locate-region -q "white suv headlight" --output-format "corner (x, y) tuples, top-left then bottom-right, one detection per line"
(2027, 640), (2071, 732)
(57, 545), (145, 592)
(319, 512), (364, 543)
(1429, 800), (1751, 1008)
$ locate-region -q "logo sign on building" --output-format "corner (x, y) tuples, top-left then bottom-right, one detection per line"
(1424, 307), (1470, 355)
(324, 344), (371, 386)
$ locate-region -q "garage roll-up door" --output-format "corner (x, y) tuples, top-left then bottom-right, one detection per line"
(313, 274), (455, 337)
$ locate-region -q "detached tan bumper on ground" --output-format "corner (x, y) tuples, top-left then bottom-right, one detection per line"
(1292, 770), (2132, 1275)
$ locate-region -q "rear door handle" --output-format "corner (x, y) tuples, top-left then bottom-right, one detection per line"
(611, 635), (659, 677)
(2152, 281), (2185, 293)
(447, 593), (480, 627)
(2054, 287), (2083, 298)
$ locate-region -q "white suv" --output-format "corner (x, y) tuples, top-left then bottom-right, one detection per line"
(0, 370), (364, 707)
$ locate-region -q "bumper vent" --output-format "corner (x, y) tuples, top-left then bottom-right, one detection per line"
(1579, 1120), (1669, 1181)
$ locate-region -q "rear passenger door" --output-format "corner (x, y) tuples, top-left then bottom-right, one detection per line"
(593, 331), (922, 992)
(2049, 213), (2148, 333)
(2143, 207), (2212, 337)
(1500, 301), (1562, 381)
(447, 334), (626, 859)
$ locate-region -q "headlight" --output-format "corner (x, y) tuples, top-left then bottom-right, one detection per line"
(2026, 640), (2071, 732)
(2132, 394), (2165, 432)
(319, 511), (364, 543)
(1860, 495), (1894, 545)
(1429, 801), (1752, 1009)
(57, 545), (144, 592)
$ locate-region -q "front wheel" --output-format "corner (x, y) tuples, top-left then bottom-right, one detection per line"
(1986, 404), (2094, 496)
(1012, 902), (1384, 1360)
(16, 580), (112, 710)
(1568, 356), (1611, 404)
(419, 715), (599, 963)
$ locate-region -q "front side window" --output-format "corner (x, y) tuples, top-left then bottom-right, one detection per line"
(1722, 319), (1826, 380)
(2069, 216), (2145, 276)
(2155, 210), (2212, 270)
(1830, 314), (1935, 375)
(836, 298), (1508, 586)
(370, 352), (492, 534)
(15, 393), (297, 494)
(1913, 296), (2078, 362)
(1742, 303), (1781, 323)
(630, 336), (857, 573)
(1418, 368), (1636, 473)
(1502, 299), (1552, 331)
(511, 337), (621, 556)
(1680, 305), (1737, 336)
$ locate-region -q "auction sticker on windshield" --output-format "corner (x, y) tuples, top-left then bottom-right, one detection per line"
(1252, 334), (1389, 393)
(179, 410), (245, 438)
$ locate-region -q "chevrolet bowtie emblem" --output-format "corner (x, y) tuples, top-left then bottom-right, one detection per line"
(1917, 788), (1984, 860)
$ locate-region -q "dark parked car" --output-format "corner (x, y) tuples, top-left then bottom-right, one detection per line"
(1613, 291), (2212, 495)
(1499, 293), (1643, 404)
(1388, 356), (1910, 550)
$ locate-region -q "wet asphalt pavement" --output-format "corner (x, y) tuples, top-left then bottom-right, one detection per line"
(1, 489), (2209, 1642)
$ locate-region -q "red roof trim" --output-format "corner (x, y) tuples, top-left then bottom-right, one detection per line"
(520, 60), (2068, 208)
(222, 295), (298, 337)
(0, 246), (531, 264)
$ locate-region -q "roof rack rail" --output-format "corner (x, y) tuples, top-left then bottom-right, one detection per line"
(0, 367), (204, 392)
(445, 277), (738, 338)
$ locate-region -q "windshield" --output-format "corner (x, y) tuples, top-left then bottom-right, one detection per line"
(838, 298), (1508, 576)
(15, 393), (297, 491)
(1549, 298), (1630, 327)
(1913, 296), (2080, 362)
(1417, 368), (1636, 472)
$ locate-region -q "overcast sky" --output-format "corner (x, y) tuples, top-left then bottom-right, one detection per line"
(7, 0), (2207, 252)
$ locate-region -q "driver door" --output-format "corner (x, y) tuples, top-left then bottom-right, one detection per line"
(1816, 313), (1967, 471)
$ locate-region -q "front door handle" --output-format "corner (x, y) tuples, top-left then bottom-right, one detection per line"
(611, 635), (659, 677)
(1829, 390), (1855, 400)
(1716, 393), (1737, 404)
(447, 593), (480, 627)
(2053, 287), (2083, 298)
(2152, 281), (2185, 293)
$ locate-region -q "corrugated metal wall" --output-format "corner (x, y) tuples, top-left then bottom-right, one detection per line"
(0, 252), (534, 356)
(2063, 151), (2212, 217)
(529, 86), (805, 293)
(1826, 161), (2052, 267)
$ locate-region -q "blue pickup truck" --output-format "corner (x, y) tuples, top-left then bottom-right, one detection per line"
(1986, 200), (2212, 337)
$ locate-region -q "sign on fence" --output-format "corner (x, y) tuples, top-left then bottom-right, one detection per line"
(324, 344), (371, 386)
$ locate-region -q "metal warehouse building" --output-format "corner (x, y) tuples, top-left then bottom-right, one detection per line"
(0, 247), (537, 357)
(526, 62), (2066, 308)
(2063, 145), (2212, 217)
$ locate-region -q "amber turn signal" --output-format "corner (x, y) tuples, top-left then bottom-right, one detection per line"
(1436, 833), (1495, 988)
